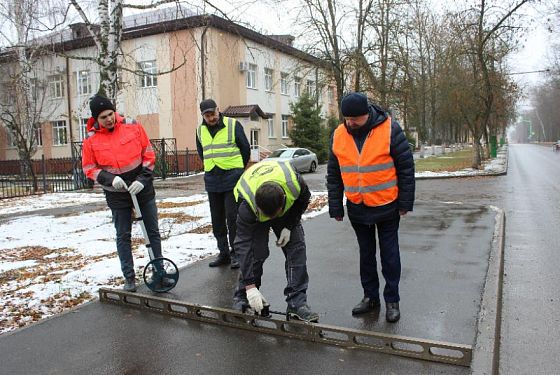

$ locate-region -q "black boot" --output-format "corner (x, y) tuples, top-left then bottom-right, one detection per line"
(230, 252), (240, 269)
(386, 302), (400, 323)
(351, 297), (380, 315)
(209, 252), (230, 267)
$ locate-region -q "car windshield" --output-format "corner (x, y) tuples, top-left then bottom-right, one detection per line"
(268, 149), (292, 158)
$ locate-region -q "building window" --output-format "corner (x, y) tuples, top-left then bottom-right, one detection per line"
(294, 77), (301, 97)
(36, 126), (42, 146)
(49, 75), (64, 99)
(138, 60), (157, 88)
(7, 131), (16, 147)
(281, 115), (289, 138)
(246, 63), (257, 89)
(306, 80), (316, 96)
(30, 78), (39, 100)
(264, 68), (273, 92)
(280, 73), (289, 95)
(52, 120), (67, 145)
(328, 86), (335, 104)
(79, 118), (88, 141)
(77, 70), (91, 95)
(267, 115), (275, 138)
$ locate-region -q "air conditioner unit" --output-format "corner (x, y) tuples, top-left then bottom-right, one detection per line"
(239, 62), (250, 72)
(54, 65), (65, 74)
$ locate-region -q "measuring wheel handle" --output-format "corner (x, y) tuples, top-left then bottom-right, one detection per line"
(143, 256), (179, 293)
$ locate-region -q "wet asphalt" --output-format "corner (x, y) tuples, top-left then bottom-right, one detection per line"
(0, 162), (504, 374)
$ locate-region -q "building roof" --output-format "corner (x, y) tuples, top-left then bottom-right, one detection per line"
(2, 12), (322, 67)
(222, 105), (269, 119)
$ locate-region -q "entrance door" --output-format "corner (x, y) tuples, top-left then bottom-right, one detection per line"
(250, 129), (260, 161)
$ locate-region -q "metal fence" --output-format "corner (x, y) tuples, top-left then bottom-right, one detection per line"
(0, 138), (203, 199)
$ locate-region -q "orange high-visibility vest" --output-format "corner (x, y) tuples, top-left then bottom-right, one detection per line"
(332, 118), (398, 206)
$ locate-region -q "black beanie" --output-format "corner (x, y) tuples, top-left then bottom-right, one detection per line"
(90, 94), (116, 119)
(340, 92), (369, 117)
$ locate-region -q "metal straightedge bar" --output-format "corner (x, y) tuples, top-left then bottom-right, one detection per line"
(99, 288), (472, 367)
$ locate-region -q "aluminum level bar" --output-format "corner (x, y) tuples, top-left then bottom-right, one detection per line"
(99, 288), (472, 367)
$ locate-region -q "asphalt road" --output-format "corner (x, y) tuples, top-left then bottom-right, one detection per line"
(416, 144), (560, 374)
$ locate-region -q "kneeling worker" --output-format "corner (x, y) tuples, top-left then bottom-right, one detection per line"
(232, 160), (319, 322)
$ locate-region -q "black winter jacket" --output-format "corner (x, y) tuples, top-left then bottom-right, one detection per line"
(196, 114), (251, 193)
(326, 104), (415, 224)
(234, 174), (311, 285)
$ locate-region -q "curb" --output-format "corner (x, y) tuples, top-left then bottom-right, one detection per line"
(471, 208), (506, 374)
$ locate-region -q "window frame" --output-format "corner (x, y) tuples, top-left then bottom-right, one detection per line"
(48, 74), (65, 99)
(267, 115), (275, 138)
(246, 63), (257, 89)
(77, 70), (92, 96)
(138, 60), (158, 88)
(52, 120), (68, 146)
(281, 115), (289, 139)
(264, 68), (274, 92)
(294, 77), (301, 97)
(280, 73), (289, 95)
(78, 118), (88, 141)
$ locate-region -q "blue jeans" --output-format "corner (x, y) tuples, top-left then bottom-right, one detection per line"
(111, 198), (162, 279)
(351, 213), (401, 303)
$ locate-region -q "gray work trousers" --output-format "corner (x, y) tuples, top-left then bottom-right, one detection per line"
(234, 222), (309, 309)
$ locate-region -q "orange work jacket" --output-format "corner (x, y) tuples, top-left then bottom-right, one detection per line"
(82, 113), (155, 185)
(332, 118), (398, 207)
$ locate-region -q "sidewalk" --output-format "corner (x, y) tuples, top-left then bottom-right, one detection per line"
(0, 200), (503, 374)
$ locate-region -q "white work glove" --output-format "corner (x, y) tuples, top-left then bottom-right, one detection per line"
(246, 287), (267, 314)
(128, 180), (144, 195)
(112, 176), (127, 190)
(276, 228), (291, 247)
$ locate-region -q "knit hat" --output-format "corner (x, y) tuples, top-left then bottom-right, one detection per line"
(340, 92), (369, 117)
(90, 94), (116, 119)
(200, 98), (217, 115)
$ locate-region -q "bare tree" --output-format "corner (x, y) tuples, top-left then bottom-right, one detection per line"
(0, 0), (67, 189)
(67, 0), (229, 101)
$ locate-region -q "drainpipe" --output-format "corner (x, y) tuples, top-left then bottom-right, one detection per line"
(201, 26), (208, 99)
(65, 57), (74, 145)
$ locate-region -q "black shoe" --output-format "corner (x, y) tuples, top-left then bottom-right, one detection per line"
(287, 304), (319, 323)
(351, 297), (381, 315)
(123, 277), (137, 292)
(386, 302), (400, 323)
(233, 297), (249, 312)
(152, 277), (176, 291)
(230, 253), (240, 269)
(209, 253), (230, 267)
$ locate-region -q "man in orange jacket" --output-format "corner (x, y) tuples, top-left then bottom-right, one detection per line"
(326, 92), (415, 323)
(82, 94), (163, 292)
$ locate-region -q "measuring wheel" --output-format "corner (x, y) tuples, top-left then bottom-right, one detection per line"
(143, 257), (179, 293)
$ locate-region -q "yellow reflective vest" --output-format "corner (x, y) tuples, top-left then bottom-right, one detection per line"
(197, 116), (244, 172)
(234, 160), (301, 222)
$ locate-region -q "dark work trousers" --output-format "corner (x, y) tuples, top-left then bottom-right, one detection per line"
(234, 222), (309, 309)
(208, 191), (237, 256)
(350, 213), (401, 303)
(111, 198), (162, 280)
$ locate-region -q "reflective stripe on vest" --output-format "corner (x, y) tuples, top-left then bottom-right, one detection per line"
(197, 116), (244, 171)
(332, 118), (398, 206)
(234, 160), (301, 222)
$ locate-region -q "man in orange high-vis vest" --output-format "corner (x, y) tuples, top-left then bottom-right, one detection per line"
(326, 92), (415, 323)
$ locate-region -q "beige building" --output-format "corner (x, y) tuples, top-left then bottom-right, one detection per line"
(0, 10), (337, 161)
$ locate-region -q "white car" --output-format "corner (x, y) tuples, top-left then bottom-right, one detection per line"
(265, 147), (319, 173)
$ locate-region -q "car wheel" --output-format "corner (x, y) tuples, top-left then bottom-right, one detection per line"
(309, 161), (317, 173)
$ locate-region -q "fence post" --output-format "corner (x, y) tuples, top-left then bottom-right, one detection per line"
(160, 138), (167, 180)
(41, 155), (47, 192)
(186, 148), (189, 176)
